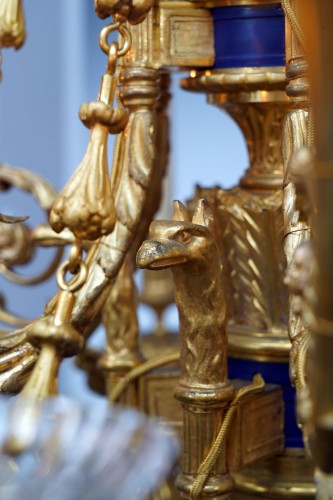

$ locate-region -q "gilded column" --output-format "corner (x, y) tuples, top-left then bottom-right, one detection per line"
(282, 0), (311, 391)
(182, 1), (315, 496)
(182, 3), (290, 361)
(99, 71), (172, 404)
(98, 65), (161, 402)
(137, 199), (234, 498)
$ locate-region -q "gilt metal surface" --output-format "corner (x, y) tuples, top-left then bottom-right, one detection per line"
(0, 0), (331, 498)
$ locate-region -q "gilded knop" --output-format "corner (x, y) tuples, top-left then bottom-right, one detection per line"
(80, 98), (128, 134)
(18, 258), (87, 406)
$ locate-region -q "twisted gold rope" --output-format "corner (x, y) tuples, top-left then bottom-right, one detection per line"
(281, 0), (314, 149)
(282, 0), (312, 394)
(281, 0), (305, 47)
(108, 352), (180, 403)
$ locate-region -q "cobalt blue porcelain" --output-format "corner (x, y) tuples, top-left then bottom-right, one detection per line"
(212, 4), (285, 69)
(228, 357), (303, 448)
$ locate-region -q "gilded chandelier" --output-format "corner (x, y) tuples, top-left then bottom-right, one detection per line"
(0, 0), (332, 499)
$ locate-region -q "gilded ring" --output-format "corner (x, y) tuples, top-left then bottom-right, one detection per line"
(99, 23), (132, 58)
(57, 260), (88, 292)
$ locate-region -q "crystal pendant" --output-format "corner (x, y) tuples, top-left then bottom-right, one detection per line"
(0, 396), (179, 500)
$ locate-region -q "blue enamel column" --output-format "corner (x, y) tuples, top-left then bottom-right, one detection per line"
(212, 4), (285, 69)
(210, 3), (301, 450)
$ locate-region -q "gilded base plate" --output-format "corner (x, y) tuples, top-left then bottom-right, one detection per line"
(232, 449), (316, 499)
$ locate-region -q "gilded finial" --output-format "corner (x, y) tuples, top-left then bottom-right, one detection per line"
(0, 0), (26, 49)
(49, 124), (117, 240)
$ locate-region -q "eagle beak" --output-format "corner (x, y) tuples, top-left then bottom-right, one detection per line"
(136, 239), (188, 270)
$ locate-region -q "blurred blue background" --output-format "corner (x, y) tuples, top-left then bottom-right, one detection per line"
(0, 1), (247, 400)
